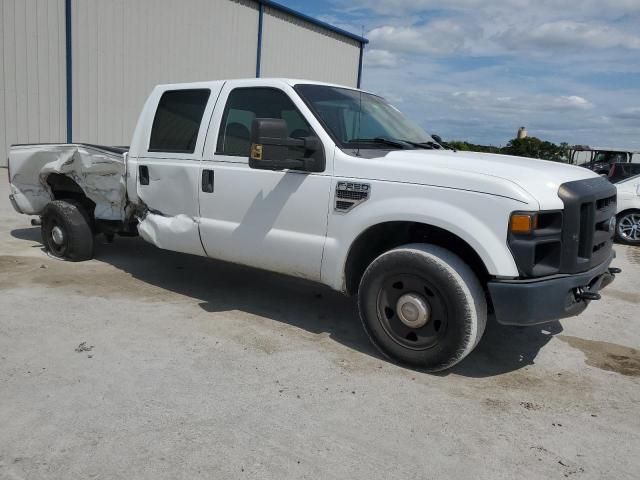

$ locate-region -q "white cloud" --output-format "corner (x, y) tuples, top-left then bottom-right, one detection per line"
(612, 107), (640, 122)
(364, 49), (400, 67)
(553, 96), (593, 110)
(327, 0), (640, 147)
(497, 21), (640, 51)
(448, 91), (593, 115)
(345, 0), (640, 19)
(367, 20), (475, 55)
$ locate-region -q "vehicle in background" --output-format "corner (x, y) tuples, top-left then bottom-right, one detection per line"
(610, 168), (640, 245)
(607, 163), (640, 184)
(568, 146), (638, 175)
(7, 78), (620, 371)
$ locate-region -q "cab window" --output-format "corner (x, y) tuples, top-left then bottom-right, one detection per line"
(149, 89), (211, 153)
(216, 88), (311, 157)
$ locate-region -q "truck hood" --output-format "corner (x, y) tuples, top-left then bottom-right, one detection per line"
(338, 149), (599, 210)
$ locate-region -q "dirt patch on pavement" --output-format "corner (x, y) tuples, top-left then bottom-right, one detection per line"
(559, 335), (640, 377)
(626, 246), (640, 266)
(602, 289), (640, 304)
(0, 255), (175, 302)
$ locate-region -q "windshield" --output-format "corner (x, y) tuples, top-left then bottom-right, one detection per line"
(608, 163), (640, 183)
(295, 84), (435, 149)
(594, 151), (630, 165)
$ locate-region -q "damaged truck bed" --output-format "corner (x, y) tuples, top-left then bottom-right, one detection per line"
(9, 144), (128, 221)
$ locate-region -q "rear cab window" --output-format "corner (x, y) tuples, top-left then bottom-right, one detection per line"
(149, 89), (211, 154)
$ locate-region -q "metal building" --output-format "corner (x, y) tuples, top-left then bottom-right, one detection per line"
(0, 0), (367, 165)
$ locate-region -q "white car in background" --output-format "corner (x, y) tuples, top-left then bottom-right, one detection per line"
(610, 163), (640, 245)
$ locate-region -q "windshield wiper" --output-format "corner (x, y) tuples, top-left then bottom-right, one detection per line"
(347, 137), (408, 149)
(398, 140), (441, 150)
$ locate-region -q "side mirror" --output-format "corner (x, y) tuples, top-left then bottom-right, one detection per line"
(249, 118), (324, 172)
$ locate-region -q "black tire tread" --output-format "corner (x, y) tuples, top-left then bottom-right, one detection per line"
(41, 200), (94, 261)
(357, 243), (487, 372)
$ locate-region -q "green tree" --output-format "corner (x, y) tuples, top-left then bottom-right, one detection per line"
(502, 137), (568, 162)
(448, 141), (501, 154)
(447, 136), (570, 162)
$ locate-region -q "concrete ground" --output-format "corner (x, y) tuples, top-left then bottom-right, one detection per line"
(0, 172), (639, 480)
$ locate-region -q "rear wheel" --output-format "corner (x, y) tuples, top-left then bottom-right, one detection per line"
(41, 200), (94, 261)
(358, 244), (487, 372)
(616, 211), (640, 245)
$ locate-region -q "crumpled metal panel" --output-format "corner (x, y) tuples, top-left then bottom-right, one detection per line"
(8, 144), (127, 221)
(137, 212), (205, 256)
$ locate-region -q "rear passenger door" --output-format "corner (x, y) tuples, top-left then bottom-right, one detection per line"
(134, 85), (220, 255)
(198, 82), (332, 281)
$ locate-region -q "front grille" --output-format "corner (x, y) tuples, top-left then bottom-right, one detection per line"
(596, 195), (616, 210)
(557, 177), (617, 274)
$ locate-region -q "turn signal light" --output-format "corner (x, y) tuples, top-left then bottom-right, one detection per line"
(510, 213), (538, 234)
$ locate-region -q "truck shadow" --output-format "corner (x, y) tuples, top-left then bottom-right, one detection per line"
(11, 227), (561, 377)
(446, 319), (563, 378)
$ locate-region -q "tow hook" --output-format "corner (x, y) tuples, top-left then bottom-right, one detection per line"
(577, 291), (601, 301)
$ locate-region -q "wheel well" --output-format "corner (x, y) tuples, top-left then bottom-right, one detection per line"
(344, 222), (490, 296)
(618, 208), (640, 217)
(46, 173), (95, 214)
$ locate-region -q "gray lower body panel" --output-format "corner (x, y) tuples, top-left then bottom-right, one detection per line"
(488, 251), (616, 326)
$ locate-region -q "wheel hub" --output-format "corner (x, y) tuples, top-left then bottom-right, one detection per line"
(396, 293), (430, 328)
(51, 226), (65, 245)
(619, 213), (640, 241)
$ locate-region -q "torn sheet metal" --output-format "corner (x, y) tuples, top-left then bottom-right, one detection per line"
(8, 144), (127, 221)
(137, 212), (206, 256)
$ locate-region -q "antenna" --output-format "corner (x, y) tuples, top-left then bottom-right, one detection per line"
(355, 24), (365, 157)
(356, 87), (363, 157)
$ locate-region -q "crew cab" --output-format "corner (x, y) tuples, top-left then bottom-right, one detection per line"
(7, 78), (620, 371)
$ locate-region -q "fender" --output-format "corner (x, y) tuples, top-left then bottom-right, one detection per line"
(320, 180), (532, 292)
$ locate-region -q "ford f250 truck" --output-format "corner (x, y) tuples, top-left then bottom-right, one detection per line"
(8, 78), (620, 371)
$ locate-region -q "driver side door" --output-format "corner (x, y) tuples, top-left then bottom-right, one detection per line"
(197, 83), (332, 281)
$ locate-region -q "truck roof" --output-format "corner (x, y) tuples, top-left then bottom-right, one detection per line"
(152, 78), (372, 95)
(570, 145), (640, 154)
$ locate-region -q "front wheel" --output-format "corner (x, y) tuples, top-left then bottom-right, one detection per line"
(41, 200), (94, 261)
(615, 211), (640, 245)
(358, 244), (487, 372)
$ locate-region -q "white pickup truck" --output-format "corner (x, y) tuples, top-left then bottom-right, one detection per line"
(7, 78), (620, 371)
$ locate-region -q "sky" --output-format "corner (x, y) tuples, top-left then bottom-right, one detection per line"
(278, 0), (640, 149)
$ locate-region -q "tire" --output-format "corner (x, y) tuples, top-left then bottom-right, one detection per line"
(41, 200), (94, 261)
(615, 210), (640, 246)
(357, 243), (487, 372)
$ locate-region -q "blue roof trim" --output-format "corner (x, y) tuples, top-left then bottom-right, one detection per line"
(65, 0), (72, 143)
(258, 0), (368, 45)
(256, 3), (264, 77)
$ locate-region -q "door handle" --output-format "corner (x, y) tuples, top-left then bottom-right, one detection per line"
(139, 165), (149, 185)
(202, 169), (214, 193)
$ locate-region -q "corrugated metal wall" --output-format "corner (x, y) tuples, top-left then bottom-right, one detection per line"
(260, 6), (360, 88)
(1, 0), (67, 166)
(71, 0), (260, 146)
(0, 0), (363, 165)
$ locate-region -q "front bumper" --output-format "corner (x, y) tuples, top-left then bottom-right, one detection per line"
(488, 251), (617, 326)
